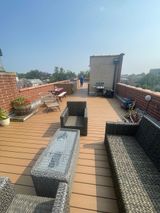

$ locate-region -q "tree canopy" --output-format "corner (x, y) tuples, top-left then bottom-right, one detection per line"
(17, 70), (51, 81)
(49, 67), (77, 82)
(17, 67), (90, 83)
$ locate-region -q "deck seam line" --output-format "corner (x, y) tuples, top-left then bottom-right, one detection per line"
(71, 192), (117, 200)
(74, 181), (113, 188)
(70, 205), (112, 213)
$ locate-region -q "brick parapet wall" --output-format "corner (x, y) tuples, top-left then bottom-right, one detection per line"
(0, 72), (18, 111)
(116, 83), (160, 120)
(0, 72), (77, 112)
(19, 83), (55, 101)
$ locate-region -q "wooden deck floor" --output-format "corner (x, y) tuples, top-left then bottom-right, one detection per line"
(0, 84), (124, 213)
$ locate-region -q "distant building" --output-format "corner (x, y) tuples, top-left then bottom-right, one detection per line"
(28, 79), (43, 87)
(16, 78), (43, 88)
(120, 74), (128, 84)
(150, 69), (160, 75)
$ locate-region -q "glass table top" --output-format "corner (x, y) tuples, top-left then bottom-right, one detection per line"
(35, 129), (78, 174)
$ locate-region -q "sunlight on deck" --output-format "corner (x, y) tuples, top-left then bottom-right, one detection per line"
(0, 83), (124, 212)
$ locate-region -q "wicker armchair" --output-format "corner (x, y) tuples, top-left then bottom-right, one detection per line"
(60, 101), (88, 136)
(0, 176), (69, 213)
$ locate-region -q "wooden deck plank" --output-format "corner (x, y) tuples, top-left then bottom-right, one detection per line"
(0, 164), (31, 175)
(0, 137), (49, 144)
(76, 165), (111, 176)
(79, 148), (107, 155)
(0, 141), (46, 149)
(79, 153), (108, 161)
(72, 182), (116, 199)
(0, 151), (39, 160)
(78, 159), (110, 168)
(70, 207), (99, 213)
(70, 194), (119, 213)
(0, 157), (35, 167)
(0, 145), (44, 154)
(74, 173), (113, 187)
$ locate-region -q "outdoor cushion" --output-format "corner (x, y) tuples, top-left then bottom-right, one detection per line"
(65, 116), (84, 127)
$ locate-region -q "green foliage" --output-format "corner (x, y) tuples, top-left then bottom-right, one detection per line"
(137, 73), (160, 91)
(17, 67), (89, 83)
(78, 70), (90, 80)
(122, 72), (160, 92)
(11, 96), (31, 107)
(0, 108), (8, 120)
(17, 70), (51, 80)
(49, 67), (76, 82)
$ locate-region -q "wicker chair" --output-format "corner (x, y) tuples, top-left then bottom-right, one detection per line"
(104, 116), (160, 212)
(0, 176), (69, 213)
(60, 101), (88, 136)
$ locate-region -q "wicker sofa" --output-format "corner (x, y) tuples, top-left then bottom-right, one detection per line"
(0, 176), (69, 213)
(60, 101), (88, 136)
(104, 116), (160, 213)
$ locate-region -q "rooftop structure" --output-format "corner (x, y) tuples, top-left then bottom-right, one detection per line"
(89, 53), (124, 95)
(150, 68), (160, 75)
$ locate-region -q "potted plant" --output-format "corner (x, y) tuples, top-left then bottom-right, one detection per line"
(11, 96), (32, 116)
(0, 108), (10, 126)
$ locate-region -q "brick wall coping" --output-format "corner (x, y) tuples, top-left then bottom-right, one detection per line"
(19, 80), (70, 92)
(117, 83), (160, 98)
(0, 72), (16, 76)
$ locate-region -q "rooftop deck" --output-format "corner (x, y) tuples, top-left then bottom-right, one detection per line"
(0, 84), (124, 213)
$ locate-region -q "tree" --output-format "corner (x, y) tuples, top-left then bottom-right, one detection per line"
(78, 70), (90, 80)
(17, 70), (51, 81)
(65, 70), (76, 80)
(49, 67), (76, 82)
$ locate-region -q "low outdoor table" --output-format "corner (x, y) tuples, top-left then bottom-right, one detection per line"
(55, 88), (64, 95)
(31, 128), (80, 198)
(49, 88), (64, 95)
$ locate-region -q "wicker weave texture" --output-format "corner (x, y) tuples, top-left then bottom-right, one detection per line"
(0, 177), (15, 213)
(0, 177), (69, 213)
(7, 194), (54, 213)
(31, 128), (80, 198)
(104, 116), (160, 213)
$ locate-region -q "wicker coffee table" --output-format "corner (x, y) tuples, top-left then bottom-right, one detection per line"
(31, 128), (80, 197)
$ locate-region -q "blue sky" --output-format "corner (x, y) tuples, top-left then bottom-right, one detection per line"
(1, 0), (160, 74)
